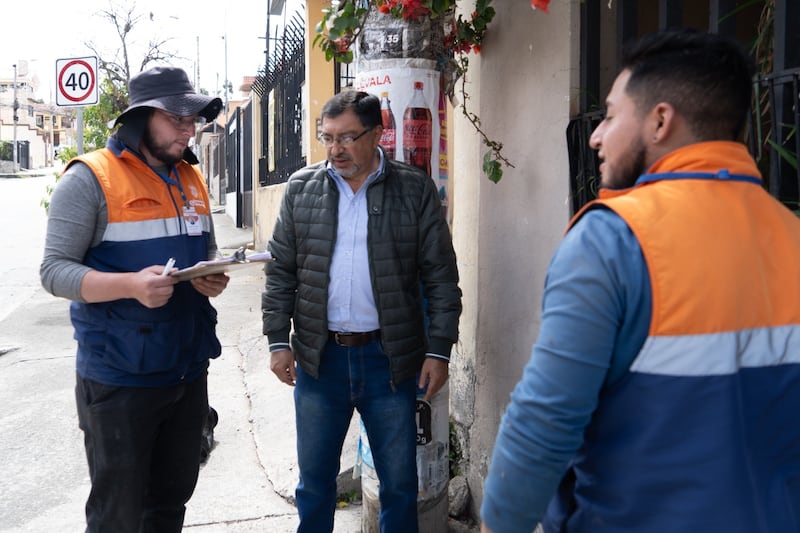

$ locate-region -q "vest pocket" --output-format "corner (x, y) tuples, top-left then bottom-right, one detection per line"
(102, 314), (182, 375)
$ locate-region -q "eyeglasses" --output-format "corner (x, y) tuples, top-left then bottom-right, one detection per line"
(158, 111), (204, 131)
(317, 127), (374, 148)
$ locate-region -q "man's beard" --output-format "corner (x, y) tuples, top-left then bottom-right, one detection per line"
(604, 138), (647, 190)
(329, 155), (362, 178)
(142, 130), (184, 166)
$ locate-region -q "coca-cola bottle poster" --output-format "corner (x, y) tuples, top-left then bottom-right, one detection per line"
(354, 67), (448, 215)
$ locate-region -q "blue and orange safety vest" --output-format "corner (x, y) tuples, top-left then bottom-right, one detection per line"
(68, 139), (221, 387)
(557, 141), (800, 531)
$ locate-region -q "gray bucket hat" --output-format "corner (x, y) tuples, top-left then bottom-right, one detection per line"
(109, 66), (223, 128)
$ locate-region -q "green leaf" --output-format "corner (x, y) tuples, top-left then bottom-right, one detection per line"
(340, 0), (357, 16)
(483, 151), (503, 183)
(428, 0), (450, 17)
(332, 15), (357, 34)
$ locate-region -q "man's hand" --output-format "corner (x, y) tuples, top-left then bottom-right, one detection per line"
(131, 265), (179, 308)
(190, 273), (230, 297)
(418, 358), (448, 400)
(271, 349), (296, 386)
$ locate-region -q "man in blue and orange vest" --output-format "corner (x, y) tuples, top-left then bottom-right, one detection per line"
(41, 66), (230, 532)
(481, 29), (800, 533)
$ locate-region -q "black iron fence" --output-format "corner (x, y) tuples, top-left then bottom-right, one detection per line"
(241, 104), (254, 226)
(568, 0), (800, 215)
(0, 140), (30, 169)
(253, 8), (306, 186)
(749, 67), (800, 213)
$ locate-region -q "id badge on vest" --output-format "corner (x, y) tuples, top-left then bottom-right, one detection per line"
(183, 206), (203, 236)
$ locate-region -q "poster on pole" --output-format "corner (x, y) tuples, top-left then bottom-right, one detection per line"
(56, 56), (98, 107)
(354, 65), (449, 216)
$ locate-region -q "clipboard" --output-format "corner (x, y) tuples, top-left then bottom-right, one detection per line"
(170, 249), (274, 281)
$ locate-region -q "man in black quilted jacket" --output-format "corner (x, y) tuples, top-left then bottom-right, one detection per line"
(262, 90), (461, 533)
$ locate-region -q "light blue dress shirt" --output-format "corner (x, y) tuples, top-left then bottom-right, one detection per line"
(326, 150), (385, 333)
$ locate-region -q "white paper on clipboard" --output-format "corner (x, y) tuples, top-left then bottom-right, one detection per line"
(170, 251), (274, 281)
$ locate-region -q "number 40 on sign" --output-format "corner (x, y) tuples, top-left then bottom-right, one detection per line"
(56, 56), (99, 107)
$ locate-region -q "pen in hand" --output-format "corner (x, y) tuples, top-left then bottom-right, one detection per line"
(161, 257), (176, 277)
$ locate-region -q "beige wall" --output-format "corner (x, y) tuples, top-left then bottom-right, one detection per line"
(450, 0), (581, 514)
(252, 93), (287, 249)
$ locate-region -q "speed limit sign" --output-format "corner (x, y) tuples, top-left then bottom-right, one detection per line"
(56, 56), (98, 107)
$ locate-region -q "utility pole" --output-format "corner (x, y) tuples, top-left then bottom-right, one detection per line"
(196, 35), (200, 90)
(12, 63), (18, 172)
(223, 34), (229, 121)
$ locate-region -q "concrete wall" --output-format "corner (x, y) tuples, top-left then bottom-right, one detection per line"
(449, 0), (581, 515)
(253, 182), (287, 250)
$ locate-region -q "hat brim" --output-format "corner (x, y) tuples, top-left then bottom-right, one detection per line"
(108, 94), (223, 129)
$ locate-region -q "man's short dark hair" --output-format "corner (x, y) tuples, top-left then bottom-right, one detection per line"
(621, 28), (755, 141)
(321, 91), (381, 129)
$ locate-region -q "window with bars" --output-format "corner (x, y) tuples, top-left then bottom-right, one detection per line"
(568, 0), (800, 214)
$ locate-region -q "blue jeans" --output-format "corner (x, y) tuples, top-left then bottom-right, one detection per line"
(294, 340), (418, 533)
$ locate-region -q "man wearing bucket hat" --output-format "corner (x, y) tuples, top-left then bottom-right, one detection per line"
(40, 66), (229, 532)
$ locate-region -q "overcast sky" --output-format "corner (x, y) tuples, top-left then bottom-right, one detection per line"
(1, 0), (290, 102)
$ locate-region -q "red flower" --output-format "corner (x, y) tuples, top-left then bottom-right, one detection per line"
(471, 44), (481, 54)
(378, 3), (391, 13)
(400, 0), (430, 20)
(531, 0), (550, 12)
(334, 36), (352, 53)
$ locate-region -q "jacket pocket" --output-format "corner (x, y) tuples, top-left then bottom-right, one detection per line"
(191, 303), (221, 361)
(102, 314), (182, 375)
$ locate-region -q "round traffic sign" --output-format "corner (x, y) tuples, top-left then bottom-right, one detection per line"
(56, 57), (98, 106)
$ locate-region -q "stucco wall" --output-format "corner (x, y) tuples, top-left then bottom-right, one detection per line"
(450, 0), (581, 517)
(253, 182), (287, 251)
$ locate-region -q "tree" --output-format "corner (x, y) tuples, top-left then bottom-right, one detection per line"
(81, 78), (127, 151)
(80, 1), (184, 150)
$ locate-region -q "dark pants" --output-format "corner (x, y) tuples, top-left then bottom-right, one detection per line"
(75, 373), (208, 533)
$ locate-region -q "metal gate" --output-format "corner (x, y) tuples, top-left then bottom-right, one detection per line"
(252, 8), (306, 186)
(241, 104), (254, 226)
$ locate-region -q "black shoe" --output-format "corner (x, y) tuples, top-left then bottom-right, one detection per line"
(200, 406), (219, 464)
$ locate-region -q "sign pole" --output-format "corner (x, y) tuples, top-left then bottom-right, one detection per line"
(12, 63), (18, 172)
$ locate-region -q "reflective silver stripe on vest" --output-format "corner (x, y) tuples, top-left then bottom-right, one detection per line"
(630, 323), (800, 376)
(104, 214), (212, 242)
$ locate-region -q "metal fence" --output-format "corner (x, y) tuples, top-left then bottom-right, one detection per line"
(252, 8), (306, 186)
(567, 0), (800, 215)
(0, 140), (30, 169)
(749, 68), (800, 213)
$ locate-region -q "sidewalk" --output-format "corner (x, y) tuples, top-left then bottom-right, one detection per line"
(0, 193), (477, 532)
(183, 211), (363, 532)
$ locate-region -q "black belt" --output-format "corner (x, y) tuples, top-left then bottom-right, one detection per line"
(328, 330), (381, 346)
